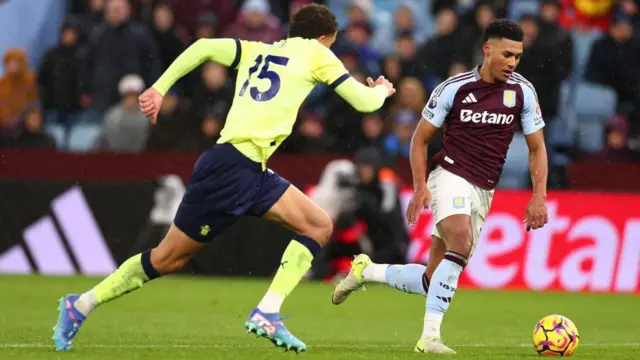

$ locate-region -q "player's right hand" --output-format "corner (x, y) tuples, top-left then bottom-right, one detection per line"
(406, 185), (431, 226)
(138, 87), (163, 124)
(367, 75), (396, 98)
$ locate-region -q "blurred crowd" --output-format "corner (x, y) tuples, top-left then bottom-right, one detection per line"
(1, 0), (639, 172)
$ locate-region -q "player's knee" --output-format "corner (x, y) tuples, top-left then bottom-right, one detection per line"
(301, 210), (333, 246)
(440, 222), (473, 256)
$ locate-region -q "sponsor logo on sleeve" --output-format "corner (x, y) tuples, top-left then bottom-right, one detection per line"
(428, 97), (438, 109)
(423, 108), (435, 119)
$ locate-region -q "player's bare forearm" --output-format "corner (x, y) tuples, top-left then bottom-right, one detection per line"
(153, 38), (237, 95)
(525, 130), (548, 198)
(410, 120), (439, 189)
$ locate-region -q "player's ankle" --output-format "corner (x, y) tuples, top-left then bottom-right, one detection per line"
(361, 262), (386, 282)
(422, 312), (443, 339)
(74, 290), (98, 317)
(257, 291), (284, 313)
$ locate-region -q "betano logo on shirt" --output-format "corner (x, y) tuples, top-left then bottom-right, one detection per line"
(460, 109), (515, 125)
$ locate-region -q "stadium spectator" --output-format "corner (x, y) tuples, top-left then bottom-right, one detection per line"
(455, 1), (496, 68)
(539, 0), (574, 76)
(150, 3), (187, 72)
(333, 21), (381, 75)
(222, 0), (284, 44)
(448, 62), (469, 77)
(0, 48), (39, 134)
(285, 112), (335, 153)
(77, 0), (105, 37)
(164, 0), (235, 41)
(592, 113), (637, 162)
(516, 14), (565, 120)
(342, 0), (393, 55)
(394, 31), (424, 81)
(194, 12), (219, 40)
(586, 14), (640, 109)
(393, 2), (427, 45)
(131, 0), (158, 29)
(620, 0), (640, 35)
(0, 103), (56, 149)
(323, 72), (369, 152)
(79, 0), (160, 113)
(282, 0), (313, 35)
(188, 106), (226, 152)
(190, 62), (234, 121)
(387, 77), (426, 122)
(145, 91), (189, 151)
(381, 54), (403, 86)
(383, 109), (417, 159)
(38, 19), (83, 138)
(353, 147), (409, 264)
(357, 112), (386, 154)
(241, 0), (313, 25)
(94, 74), (149, 152)
(418, 7), (459, 86)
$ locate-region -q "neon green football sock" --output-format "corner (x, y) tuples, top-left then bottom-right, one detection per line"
(93, 253), (155, 304)
(257, 240), (315, 313)
(74, 251), (161, 316)
(269, 240), (314, 297)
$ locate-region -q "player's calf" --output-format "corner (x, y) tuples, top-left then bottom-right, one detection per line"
(421, 215), (472, 345)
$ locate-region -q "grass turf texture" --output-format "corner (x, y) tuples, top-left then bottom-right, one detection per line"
(0, 275), (638, 359)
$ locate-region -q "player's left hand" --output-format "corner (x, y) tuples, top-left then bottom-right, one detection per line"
(524, 194), (548, 232)
(138, 87), (163, 124)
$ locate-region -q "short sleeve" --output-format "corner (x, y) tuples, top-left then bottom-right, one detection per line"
(421, 81), (457, 127)
(520, 82), (545, 135)
(310, 42), (350, 89)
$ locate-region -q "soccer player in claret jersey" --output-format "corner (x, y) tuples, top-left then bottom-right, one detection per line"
(332, 19), (549, 354)
(52, 4), (395, 353)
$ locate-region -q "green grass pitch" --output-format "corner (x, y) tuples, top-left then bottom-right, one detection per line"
(0, 275), (638, 359)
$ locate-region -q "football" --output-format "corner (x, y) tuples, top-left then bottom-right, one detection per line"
(532, 314), (580, 356)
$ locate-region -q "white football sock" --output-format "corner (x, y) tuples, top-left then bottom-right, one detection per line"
(384, 264), (428, 296)
(422, 313), (444, 339)
(362, 263), (389, 283)
(257, 291), (284, 313)
(74, 289), (98, 316)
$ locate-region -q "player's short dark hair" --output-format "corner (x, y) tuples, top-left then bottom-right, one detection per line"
(288, 3), (338, 39)
(483, 19), (524, 42)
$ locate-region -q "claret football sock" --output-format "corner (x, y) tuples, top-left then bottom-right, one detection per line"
(74, 250), (160, 316)
(258, 236), (319, 313)
(363, 263), (429, 296)
(422, 251), (467, 339)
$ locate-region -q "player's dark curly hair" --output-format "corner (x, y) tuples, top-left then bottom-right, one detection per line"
(288, 4), (338, 39)
(483, 19), (524, 42)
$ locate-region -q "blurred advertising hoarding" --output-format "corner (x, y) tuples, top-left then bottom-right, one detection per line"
(0, 174), (638, 293)
(401, 189), (640, 293)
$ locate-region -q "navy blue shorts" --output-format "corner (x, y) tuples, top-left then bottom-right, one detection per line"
(174, 143), (290, 242)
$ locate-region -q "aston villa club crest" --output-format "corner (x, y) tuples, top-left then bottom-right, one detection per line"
(503, 90), (516, 108)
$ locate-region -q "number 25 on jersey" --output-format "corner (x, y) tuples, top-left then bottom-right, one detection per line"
(239, 55), (289, 102)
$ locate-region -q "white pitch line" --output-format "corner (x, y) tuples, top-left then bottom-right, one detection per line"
(1, 343), (639, 349)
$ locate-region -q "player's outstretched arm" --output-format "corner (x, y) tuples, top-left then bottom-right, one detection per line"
(311, 42), (393, 113)
(333, 76), (395, 113)
(152, 38), (240, 96)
